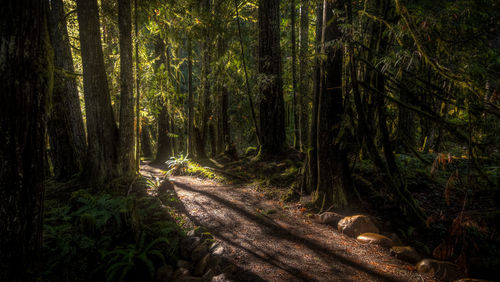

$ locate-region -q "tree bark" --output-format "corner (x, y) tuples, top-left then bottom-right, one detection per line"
(301, 0), (322, 194)
(118, 0), (136, 174)
(47, 0), (87, 180)
(199, 0), (212, 159)
(298, 0), (310, 151)
(141, 120), (153, 158)
(154, 38), (173, 163)
(313, 0), (350, 209)
(258, 0), (286, 157)
(77, 0), (119, 183)
(0, 1), (50, 279)
(291, 0), (299, 149)
(187, 38), (194, 157)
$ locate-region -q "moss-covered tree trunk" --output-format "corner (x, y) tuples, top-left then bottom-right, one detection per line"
(47, 0), (87, 180)
(0, 1), (51, 279)
(258, 0), (286, 157)
(77, 0), (119, 183)
(118, 0), (136, 175)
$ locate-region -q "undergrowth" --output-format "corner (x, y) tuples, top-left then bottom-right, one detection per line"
(42, 177), (183, 282)
(166, 155), (225, 181)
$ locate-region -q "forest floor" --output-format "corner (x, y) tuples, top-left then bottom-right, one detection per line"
(141, 162), (435, 281)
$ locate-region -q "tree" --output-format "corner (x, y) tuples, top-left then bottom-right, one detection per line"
(76, 0), (119, 183)
(258, 0), (286, 157)
(118, 0), (136, 175)
(301, 0), (322, 194)
(187, 38), (194, 157)
(154, 38), (173, 163)
(303, 0), (351, 209)
(0, 1), (51, 279)
(298, 0), (310, 151)
(47, 0), (87, 180)
(291, 0), (299, 149)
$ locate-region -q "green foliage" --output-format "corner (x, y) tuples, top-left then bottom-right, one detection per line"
(102, 232), (169, 282)
(166, 155), (225, 181)
(43, 183), (182, 281)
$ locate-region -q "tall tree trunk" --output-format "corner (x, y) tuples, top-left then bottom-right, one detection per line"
(258, 0), (286, 157)
(154, 39), (173, 163)
(118, 0), (135, 175)
(235, 0), (260, 145)
(0, 1), (50, 279)
(77, 0), (119, 183)
(47, 0), (86, 180)
(313, 0), (350, 209)
(298, 0), (309, 151)
(291, 0), (299, 149)
(199, 0), (212, 159)
(135, 0), (141, 170)
(187, 38), (194, 157)
(301, 0), (322, 194)
(141, 120), (153, 158)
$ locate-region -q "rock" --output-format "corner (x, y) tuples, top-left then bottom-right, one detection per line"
(356, 233), (394, 248)
(201, 268), (215, 282)
(211, 273), (233, 282)
(194, 254), (211, 276)
(158, 180), (174, 193)
(177, 259), (193, 270)
(172, 267), (191, 281)
(210, 243), (224, 256)
(417, 259), (463, 281)
(389, 233), (403, 246)
(187, 227), (213, 240)
(390, 246), (422, 264)
(337, 215), (379, 238)
(315, 212), (344, 225)
(207, 254), (223, 273)
(156, 264), (174, 282)
(181, 236), (202, 260)
(191, 241), (210, 262)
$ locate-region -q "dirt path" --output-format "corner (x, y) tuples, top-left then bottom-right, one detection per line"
(141, 164), (432, 281)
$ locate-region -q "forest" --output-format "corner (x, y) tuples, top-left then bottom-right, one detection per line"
(0, 0), (499, 281)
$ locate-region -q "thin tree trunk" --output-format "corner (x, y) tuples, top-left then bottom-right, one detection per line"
(187, 38), (194, 157)
(291, 0), (299, 149)
(47, 0), (86, 180)
(0, 1), (50, 279)
(141, 120), (153, 158)
(258, 0), (286, 157)
(76, 0), (119, 183)
(298, 0), (310, 152)
(235, 0), (260, 145)
(118, 0), (135, 175)
(135, 0), (141, 170)
(199, 0), (212, 159)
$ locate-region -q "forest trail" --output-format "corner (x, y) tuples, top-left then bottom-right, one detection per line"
(141, 163), (433, 281)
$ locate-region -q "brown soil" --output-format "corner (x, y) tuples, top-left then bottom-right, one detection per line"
(141, 162), (435, 281)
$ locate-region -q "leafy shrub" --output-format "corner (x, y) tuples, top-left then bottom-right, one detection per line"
(43, 184), (182, 281)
